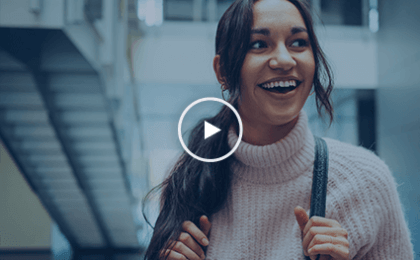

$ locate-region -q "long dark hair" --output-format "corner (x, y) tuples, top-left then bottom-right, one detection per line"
(143, 0), (333, 259)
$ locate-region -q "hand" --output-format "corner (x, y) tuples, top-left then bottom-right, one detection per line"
(294, 206), (350, 260)
(161, 215), (212, 260)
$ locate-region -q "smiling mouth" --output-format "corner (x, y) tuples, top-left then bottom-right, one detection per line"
(257, 80), (302, 94)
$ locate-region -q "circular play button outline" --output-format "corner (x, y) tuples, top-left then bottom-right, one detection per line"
(178, 97), (243, 163)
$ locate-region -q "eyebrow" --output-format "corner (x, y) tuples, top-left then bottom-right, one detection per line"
(290, 26), (307, 35)
(250, 26), (308, 36)
(250, 28), (270, 36)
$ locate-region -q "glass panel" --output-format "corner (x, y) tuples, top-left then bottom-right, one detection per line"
(304, 89), (359, 145)
(85, 0), (103, 23)
(162, 0), (364, 26)
(320, 0), (363, 26)
(164, 0), (194, 21)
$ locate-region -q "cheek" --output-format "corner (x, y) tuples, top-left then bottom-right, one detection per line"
(299, 57), (316, 86)
(309, 60), (316, 78)
(240, 66), (256, 95)
(240, 61), (252, 84)
(305, 54), (316, 79)
(241, 55), (264, 83)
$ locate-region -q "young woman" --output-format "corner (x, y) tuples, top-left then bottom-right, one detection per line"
(144, 0), (414, 259)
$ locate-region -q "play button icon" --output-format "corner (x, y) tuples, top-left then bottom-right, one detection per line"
(204, 121), (221, 139)
(178, 97), (243, 163)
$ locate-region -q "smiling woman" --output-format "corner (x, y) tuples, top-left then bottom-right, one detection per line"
(143, 0), (414, 260)
(231, 0), (316, 145)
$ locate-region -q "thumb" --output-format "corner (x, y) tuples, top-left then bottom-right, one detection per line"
(294, 206), (309, 232)
(199, 215), (212, 237)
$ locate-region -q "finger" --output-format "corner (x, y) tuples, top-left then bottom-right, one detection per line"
(161, 249), (186, 260)
(308, 243), (350, 260)
(308, 234), (348, 251)
(160, 249), (187, 260)
(199, 215), (212, 237)
(303, 227), (347, 254)
(294, 206), (309, 232)
(171, 240), (205, 260)
(182, 221), (209, 247)
(307, 234), (331, 251)
(303, 216), (341, 236)
(174, 232), (206, 259)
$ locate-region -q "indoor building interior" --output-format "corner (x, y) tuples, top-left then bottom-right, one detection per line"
(0, 0), (419, 259)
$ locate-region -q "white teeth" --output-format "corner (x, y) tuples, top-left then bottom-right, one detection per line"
(260, 80), (298, 89)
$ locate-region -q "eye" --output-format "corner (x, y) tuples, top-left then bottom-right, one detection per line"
(290, 39), (309, 48)
(249, 40), (268, 50)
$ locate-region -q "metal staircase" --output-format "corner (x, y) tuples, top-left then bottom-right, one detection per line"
(0, 0), (145, 252)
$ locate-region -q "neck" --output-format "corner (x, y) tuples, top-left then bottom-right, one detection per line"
(239, 115), (299, 146)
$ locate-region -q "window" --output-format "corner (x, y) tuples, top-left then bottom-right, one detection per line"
(161, 0), (371, 27)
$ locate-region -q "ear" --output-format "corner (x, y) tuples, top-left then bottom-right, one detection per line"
(213, 55), (226, 86)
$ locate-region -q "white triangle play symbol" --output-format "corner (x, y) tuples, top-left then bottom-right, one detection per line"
(204, 121), (221, 140)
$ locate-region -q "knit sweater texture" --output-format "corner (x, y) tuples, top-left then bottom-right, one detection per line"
(205, 111), (414, 260)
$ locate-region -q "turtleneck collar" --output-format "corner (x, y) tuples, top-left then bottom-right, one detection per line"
(227, 110), (315, 184)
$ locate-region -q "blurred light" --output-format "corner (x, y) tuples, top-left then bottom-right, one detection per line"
(137, 0), (147, 21)
(369, 9), (379, 33)
(137, 0), (163, 26)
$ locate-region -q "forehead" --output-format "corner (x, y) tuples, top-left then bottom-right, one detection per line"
(252, 0), (306, 29)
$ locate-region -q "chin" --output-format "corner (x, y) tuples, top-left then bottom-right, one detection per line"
(265, 107), (301, 126)
(265, 114), (297, 127)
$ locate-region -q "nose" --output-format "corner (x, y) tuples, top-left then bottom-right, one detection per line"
(268, 45), (296, 71)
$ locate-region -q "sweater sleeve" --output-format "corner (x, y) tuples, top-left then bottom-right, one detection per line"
(326, 142), (414, 260)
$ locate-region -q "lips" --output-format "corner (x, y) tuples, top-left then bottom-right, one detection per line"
(257, 79), (302, 94)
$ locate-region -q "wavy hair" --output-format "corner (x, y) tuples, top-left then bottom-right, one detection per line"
(143, 0), (334, 259)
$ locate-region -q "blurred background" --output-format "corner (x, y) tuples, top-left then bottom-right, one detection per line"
(0, 0), (418, 259)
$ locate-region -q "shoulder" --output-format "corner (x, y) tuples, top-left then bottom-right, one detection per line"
(324, 137), (382, 166)
(322, 137), (400, 202)
(321, 138), (413, 259)
(323, 137), (393, 181)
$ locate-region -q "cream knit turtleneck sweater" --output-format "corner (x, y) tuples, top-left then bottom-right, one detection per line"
(205, 111), (413, 260)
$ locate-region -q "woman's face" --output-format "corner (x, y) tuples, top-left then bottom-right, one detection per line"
(239, 0), (315, 128)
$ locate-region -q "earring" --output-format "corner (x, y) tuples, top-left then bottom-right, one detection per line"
(221, 84), (228, 101)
